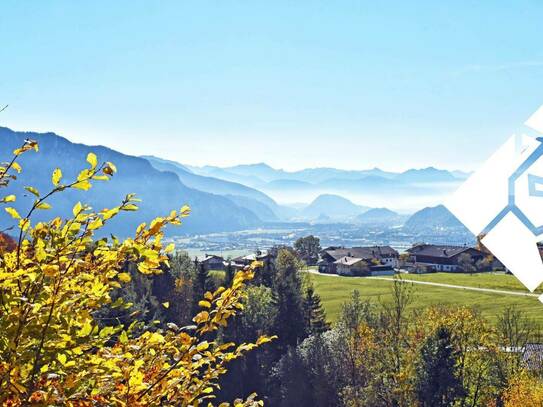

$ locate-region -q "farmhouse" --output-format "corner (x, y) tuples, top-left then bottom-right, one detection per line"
(335, 256), (369, 276)
(229, 250), (273, 270)
(200, 254), (225, 271)
(405, 244), (485, 273)
(318, 246), (399, 275)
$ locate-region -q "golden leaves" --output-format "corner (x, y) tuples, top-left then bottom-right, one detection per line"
(117, 272), (131, 283)
(72, 180), (92, 191)
(72, 202), (83, 217)
(86, 152), (98, 169)
(0, 146), (273, 407)
(36, 202), (52, 210)
(5, 207), (21, 219)
(25, 186), (40, 197)
(1, 194), (16, 202)
(52, 168), (62, 186)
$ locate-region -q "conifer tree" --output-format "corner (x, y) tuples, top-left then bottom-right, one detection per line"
(303, 286), (330, 335)
(272, 249), (306, 351)
(416, 326), (466, 407)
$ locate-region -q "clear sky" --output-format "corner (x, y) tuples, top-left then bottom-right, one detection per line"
(1, 1), (542, 171)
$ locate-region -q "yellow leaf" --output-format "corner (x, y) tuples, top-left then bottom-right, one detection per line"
(52, 168), (62, 186)
(5, 207), (21, 219)
(149, 332), (165, 344)
(198, 300), (211, 309)
(78, 320), (93, 337)
(180, 205), (191, 217)
(72, 202), (83, 216)
(57, 354), (67, 366)
(12, 162), (22, 173)
(88, 217), (103, 230)
(2, 195), (16, 202)
(164, 243), (175, 253)
(24, 186), (39, 197)
(72, 180), (91, 191)
(123, 204), (138, 211)
(43, 265), (59, 277)
(193, 311), (209, 324)
(86, 152), (98, 169)
(102, 207), (119, 220)
(162, 301), (169, 309)
(36, 202), (51, 210)
(118, 272), (131, 283)
(119, 330), (129, 344)
(19, 218), (30, 232)
(256, 335), (276, 346)
(202, 387), (213, 394)
(197, 341), (209, 351)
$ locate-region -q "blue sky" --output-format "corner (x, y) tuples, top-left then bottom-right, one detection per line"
(1, 1), (542, 171)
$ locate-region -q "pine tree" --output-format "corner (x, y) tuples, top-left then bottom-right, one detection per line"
(303, 286), (330, 335)
(224, 261), (235, 286)
(416, 326), (466, 407)
(193, 259), (214, 312)
(272, 249), (306, 352)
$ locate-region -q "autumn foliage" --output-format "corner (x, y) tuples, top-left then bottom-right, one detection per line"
(0, 141), (274, 406)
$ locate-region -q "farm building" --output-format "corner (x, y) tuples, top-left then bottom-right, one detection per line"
(405, 244), (485, 273)
(318, 246), (399, 275)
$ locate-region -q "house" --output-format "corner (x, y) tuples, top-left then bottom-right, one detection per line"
(200, 254), (225, 271)
(405, 244), (485, 273)
(522, 343), (543, 371)
(335, 256), (370, 276)
(318, 246), (399, 275)
(231, 250), (273, 270)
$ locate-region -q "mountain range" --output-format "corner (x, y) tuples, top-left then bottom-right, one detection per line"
(0, 126), (470, 235)
(0, 128), (262, 236)
(189, 163), (467, 211)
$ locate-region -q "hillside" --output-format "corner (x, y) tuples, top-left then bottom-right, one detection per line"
(356, 207), (405, 225)
(403, 204), (465, 231)
(0, 127), (262, 236)
(301, 194), (369, 220)
(143, 155), (281, 220)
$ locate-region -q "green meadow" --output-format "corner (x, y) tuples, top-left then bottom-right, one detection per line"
(308, 272), (543, 326)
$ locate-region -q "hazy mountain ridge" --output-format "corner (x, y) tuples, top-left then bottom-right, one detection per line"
(192, 163), (467, 185)
(356, 207), (406, 225)
(0, 127), (264, 236)
(300, 194), (370, 221)
(403, 204), (466, 231)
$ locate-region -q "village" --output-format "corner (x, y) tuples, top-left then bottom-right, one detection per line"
(194, 238), (506, 277)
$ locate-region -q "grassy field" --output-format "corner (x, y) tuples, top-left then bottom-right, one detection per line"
(308, 272), (543, 327)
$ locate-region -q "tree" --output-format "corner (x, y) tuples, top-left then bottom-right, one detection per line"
(167, 251), (197, 326)
(193, 258), (215, 312)
(303, 286), (329, 335)
(458, 252), (476, 274)
(294, 235), (321, 266)
(0, 142), (274, 405)
(272, 249), (307, 351)
(416, 326), (466, 407)
(502, 370), (543, 406)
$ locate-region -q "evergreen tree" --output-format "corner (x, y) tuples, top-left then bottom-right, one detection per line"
(224, 260), (236, 286)
(303, 286), (330, 335)
(272, 249), (307, 352)
(193, 259), (214, 312)
(416, 326), (466, 407)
